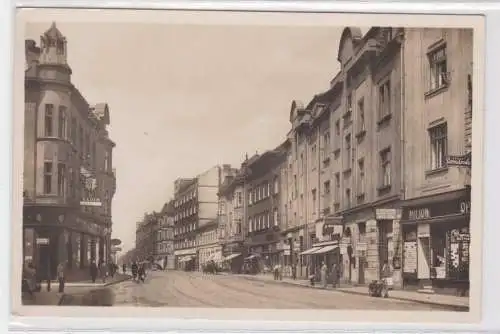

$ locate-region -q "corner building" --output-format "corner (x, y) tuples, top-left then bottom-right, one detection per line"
(23, 23), (116, 280)
(400, 28), (472, 294)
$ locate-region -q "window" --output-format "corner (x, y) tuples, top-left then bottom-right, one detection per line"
(71, 117), (77, 144)
(249, 218), (253, 233)
(429, 46), (448, 91)
(85, 133), (90, 159)
(92, 142), (96, 166)
(104, 151), (110, 171)
(345, 188), (351, 209)
(335, 120), (340, 136)
(378, 80), (391, 119)
(311, 145), (317, 168)
(380, 148), (392, 187)
(79, 126), (84, 154)
(57, 163), (66, 196)
(323, 181), (331, 211)
(345, 134), (352, 169)
(293, 175), (298, 198)
(357, 98), (365, 132)
(273, 177), (279, 194)
(347, 94), (353, 113)
(237, 191), (243, 207)
(44, 104), (54, 136)
(268, 183), (272, 197)
(248, 188), (253, 205)
(334, 173), (340, 203)
(58, 106), (67, 138)
(300, 153), (304, 174)
(312, 189), (317, 214)
(357, 159), (365, 195)
(43, 162), (53, 194)
(323, 132), (331, 155)
(429, 123), (448, 170)
(274, 209), (278, 227)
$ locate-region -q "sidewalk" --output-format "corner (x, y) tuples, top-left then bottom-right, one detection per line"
(235, 273), (469, 310)
(23, 273), (131, 306)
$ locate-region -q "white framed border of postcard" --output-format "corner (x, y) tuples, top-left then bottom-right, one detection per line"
(1, 1), (499, 333)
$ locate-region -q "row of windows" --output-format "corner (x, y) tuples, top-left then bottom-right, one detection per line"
(174, 239), (196, 249)
(174, 222), (196, 236)
(156, 229), (174, 242)
(248, 209), (279, 233)
(248, 177), (279, 205)
(174, 190), (197, 208)
(199, 230), (217, 245)
(174, 205), (198, 222)
(42, 104), (112, 172)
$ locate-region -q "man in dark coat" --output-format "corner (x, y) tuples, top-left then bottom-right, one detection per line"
(89, 260), (98, 283)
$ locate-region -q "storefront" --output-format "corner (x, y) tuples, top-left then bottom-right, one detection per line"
(221, 241), (245, 273)
(174, 248), (197, 271)
(400, 189), (470, 294)
(23, 206), (109, 280)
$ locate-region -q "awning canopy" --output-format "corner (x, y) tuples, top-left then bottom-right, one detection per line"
(244, 254), (258, 260)
(178, 256), (194, 263)
(224, 253), (241, 261)
(206, 252), (224, 263)
(312, 245), (339, 254)
(299, 247), (322, 255)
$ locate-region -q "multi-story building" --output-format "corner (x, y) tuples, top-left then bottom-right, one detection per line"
(287, 27), (406, 286)
(134, 212), (159, 262)
(217, 164), (248, 272)
(23, 23), (116, 280)
(244, 145), (287, 271)
(400, 28), (472, 294)
(173, 165), (233, 270)
(157, 200), (175, 269)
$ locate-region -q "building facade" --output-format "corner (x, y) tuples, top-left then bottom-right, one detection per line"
(400, 28), (472, 294)
(218, 166), (247, 273)
(173, 165), (233, 270)
(23, 23), (116, 280)
(134, 212), (159, 262)
(244, 146), (287, 272)
(157, 200), (175, 269)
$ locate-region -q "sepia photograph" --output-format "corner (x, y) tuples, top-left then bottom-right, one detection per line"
(11, 8), (484, 323)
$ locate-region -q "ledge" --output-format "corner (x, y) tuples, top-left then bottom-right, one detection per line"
(424, 84), (449, 99)
(377, 113), (392, 128)
(425, 167), (449, 177)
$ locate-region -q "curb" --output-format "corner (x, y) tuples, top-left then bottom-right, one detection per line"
(238, 275), (469, 311)
(58, 275), (131, 305)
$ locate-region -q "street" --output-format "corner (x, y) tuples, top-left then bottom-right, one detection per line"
(111, 271), (456, 310)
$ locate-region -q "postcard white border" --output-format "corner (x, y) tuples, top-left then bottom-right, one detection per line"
(8, 6), (486, 328)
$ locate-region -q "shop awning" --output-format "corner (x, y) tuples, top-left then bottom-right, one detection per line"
(211, 252), (224, 263)
(299, 247), (322, 255)
(312, 245), (339, 254)
(224, 253), (241, 261)
(244, 254), (257, 260)
(178, 256), (194, 263)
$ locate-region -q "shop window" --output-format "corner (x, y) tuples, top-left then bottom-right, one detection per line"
(44, 104), (54, 136)
(311, 145), (317, 169)
(447, 227), (470, 280)
(429, 123), (448, 170)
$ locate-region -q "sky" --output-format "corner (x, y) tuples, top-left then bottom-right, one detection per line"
(25, 21), (366, 254)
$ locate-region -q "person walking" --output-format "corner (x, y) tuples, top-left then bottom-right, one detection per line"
(90, 260), (98, 283)
(320, 262), (328, 289)
(100, 261), (108, 283)
(22, 261), (37, 297)
(122, 263), (126, 275)
(131, 261), (138, 281)
(56, 261), (66, 293)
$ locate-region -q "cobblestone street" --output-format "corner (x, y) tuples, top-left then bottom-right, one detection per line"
(111, 271), (462, 310)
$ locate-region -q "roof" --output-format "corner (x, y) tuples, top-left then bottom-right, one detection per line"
(90, 103), (111, 125)
(43, 22), (65, 40)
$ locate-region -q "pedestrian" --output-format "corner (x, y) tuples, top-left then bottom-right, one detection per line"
(381, 260), (392, 296)
(100, 261), (108, 283)
(131, 261), (138, 281)
(320, 262), (327, 289)
(122, 263), (126, 274)
(108, 262), (115, 278)
(292, 263), (297, 280)
(273, 264), (278, 280)
(22, 261), (37, 297)
(90, 259), (98, 283)
(57, 261), (66, 293)
(331, 263), (338, 288)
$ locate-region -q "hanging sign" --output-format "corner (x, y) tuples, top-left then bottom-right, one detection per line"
(80, 167), (102, 207)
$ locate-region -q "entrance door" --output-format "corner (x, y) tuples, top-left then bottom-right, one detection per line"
(358, 256), (366, 284)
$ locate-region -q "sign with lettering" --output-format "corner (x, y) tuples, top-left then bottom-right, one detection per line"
(375, 208), (398, 220)
(402, 192), (471, 221)
(446, 153), (471, 167)
(80, 167), (102, 207)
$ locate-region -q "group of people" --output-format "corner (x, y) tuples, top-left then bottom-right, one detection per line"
(128, 261), (147, 282)
(89, 259), (118, 284)
(309, 262), (342, 289)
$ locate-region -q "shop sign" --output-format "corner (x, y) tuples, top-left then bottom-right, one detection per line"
(375, 208), (399, 220)
(446, 153), (471, 167)
(80, 167), (102, 207)
(36, 237), (49, 245)
(402, 193), (471, 221)
(417, 224), (430, 238)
